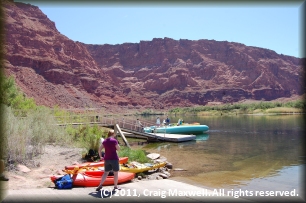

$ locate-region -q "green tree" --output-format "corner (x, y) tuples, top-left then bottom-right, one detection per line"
(0, 75), (36, 111)
(0, 75), (17, 105)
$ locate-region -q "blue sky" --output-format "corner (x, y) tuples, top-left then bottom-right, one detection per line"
(18, 1), (304, 58)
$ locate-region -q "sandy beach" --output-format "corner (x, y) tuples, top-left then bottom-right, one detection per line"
(0, 144), (304, 202)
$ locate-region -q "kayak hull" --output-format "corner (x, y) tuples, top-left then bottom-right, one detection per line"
(51, 171), (134, 187)
(120, 162), (167, 173)
(63, 162), (167, 174)
(65, 157), (129, 170)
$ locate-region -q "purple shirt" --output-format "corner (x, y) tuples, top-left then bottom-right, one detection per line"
(103, 137), (119, 160)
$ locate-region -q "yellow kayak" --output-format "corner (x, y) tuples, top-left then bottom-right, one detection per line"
(63, 166), (100, 175)
(63, 162), (167, 174)
(120, 162), (167, 173)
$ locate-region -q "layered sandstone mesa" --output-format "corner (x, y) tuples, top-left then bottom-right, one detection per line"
(3, 1), (305, 112)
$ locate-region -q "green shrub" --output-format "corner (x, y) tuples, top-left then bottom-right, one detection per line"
(284, 100), (306, 109)
(0, 76), (37, 113)
(2, 105), (71, 164)
(66, 124), (107, 153)
(118, 147), (151, 163)
(168, 99), (305, 114)
(140, 109), (152, 115)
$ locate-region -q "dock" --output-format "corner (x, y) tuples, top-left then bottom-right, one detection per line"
(116, 127), (196, 143)
(149, 133), (196, 142)
(56, 116), (197, 144)
(121, 131), (196, 142)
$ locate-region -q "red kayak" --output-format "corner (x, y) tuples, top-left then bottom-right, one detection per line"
(65, 157), (129, 170)
(51, 171), (135, 187)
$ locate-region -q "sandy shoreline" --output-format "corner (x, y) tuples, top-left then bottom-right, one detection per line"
(1, 144), (304, 202)
(3, 144), (84, 190)
(2, 178), (304, 203)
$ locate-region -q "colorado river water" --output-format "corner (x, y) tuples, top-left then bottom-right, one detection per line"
(128, 114), (305, 201)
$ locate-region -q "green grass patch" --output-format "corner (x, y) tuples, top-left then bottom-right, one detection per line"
(252, 109), (265, 114)
(169, 100), (306, 115)
(265, 107), (304, 113)
(118, 146), (151, 163)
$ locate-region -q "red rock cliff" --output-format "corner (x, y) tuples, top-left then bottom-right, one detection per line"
(2, 1), (305, 111)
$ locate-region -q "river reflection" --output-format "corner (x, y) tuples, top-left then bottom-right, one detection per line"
(132, 114), (304, 194)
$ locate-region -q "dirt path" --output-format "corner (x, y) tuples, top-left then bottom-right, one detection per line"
(6, 144), (85, 190)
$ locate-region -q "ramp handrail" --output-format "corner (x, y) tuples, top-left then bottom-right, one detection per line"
(55, 114), (159, 135)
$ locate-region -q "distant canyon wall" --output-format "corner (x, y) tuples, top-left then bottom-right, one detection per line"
(2, 1), (305, 112)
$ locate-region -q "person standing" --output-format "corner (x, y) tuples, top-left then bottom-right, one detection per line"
(135, 118), (143, 132)
(177, 118), (181, 126)
(96, 130), (120, 191)
(156, 117), (161, 127)
(122, 117), (125, 128)
(162, 119), (166, 126)
(165, 116), (170, 126)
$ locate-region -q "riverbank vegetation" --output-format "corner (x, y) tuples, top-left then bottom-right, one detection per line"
(0, 76), (153, 168)
(1, 75), (304, 168)
(168, 100), (305, 115)
(118, 147), (151, 163)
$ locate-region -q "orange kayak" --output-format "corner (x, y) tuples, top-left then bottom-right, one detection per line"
(65, 157), (129, 170)
(51, 171), (134, 187)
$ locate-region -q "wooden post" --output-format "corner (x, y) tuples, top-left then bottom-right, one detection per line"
(114, 124), (131, 148)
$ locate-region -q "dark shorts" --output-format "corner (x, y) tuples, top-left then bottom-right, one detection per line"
(104, 159), (119, 172)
